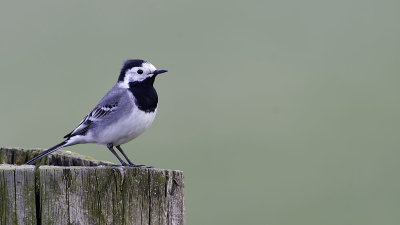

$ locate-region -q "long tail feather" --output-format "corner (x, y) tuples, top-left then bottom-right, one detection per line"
(25, 140), (68, 165)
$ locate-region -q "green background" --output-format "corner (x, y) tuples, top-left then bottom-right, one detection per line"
(1, 0), (399, 224)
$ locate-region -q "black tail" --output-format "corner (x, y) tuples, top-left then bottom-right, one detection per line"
(25, 141), (68, 165)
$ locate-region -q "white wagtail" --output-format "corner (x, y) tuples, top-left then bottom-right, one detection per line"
(25, 59), (167, 166)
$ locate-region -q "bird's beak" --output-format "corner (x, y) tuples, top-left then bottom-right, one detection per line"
(153, 69), (168, 76)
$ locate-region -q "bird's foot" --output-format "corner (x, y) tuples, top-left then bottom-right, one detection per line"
(126, 164), (153, 168)
(111, 164), (124, 167)
(111, 163), (153, 168)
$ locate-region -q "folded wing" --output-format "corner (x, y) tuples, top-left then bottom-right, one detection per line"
(64, 104), (118, 138)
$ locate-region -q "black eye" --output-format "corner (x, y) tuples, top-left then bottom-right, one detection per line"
(137, 69), (143, 74)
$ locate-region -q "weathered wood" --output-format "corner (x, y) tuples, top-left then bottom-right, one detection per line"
(0, 148), (185, 225)
(0, 165), (36, 225)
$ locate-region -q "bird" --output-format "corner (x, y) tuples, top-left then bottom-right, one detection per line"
(25, 59), (167, 166)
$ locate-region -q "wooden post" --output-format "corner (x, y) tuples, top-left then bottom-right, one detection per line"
(0, 147), (185, 225)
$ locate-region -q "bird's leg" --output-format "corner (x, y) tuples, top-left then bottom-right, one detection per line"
(116, 145), (153, 168)
(107, 143), (128, 166)
(115, 145), (134, 165)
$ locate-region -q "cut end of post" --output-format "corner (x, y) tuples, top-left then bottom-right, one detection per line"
(0, 146), (113, 166)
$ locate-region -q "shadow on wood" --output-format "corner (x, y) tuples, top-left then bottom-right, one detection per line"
(0, 147), (185, 225)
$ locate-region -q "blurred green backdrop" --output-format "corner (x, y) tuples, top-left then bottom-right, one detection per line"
(1, 0), (399, 224)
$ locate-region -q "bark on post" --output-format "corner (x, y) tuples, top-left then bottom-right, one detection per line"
(0, 147), (185, 225)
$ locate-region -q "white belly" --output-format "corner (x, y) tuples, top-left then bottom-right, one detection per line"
(97, 106), (157, 146)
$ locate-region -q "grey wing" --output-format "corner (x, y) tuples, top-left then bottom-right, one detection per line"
(64, 103), (119, 138)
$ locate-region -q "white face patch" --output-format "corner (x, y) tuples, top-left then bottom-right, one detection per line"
(119, 62), (157, 88)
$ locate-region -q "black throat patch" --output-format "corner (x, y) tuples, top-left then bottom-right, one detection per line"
(128, 77), (158, 113)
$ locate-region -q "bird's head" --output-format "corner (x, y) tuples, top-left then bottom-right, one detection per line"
(118, 59), (167, 87)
